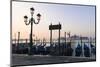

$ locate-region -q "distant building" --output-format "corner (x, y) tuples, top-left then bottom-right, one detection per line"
(67, 35), (89, 40)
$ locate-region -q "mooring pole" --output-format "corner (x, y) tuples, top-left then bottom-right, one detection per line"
(17, 32), (20, 46)
(58, 23), (61, 55)
(50, 23), (52, 46)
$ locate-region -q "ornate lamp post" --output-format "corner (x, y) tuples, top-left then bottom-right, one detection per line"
(24, 7), (41, 55)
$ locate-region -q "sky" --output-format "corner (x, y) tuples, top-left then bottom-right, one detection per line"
(12, 1), (96, 41)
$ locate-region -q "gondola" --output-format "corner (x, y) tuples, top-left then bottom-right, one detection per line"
(84, 43), (90, 57)
(75, 43), (82, 56)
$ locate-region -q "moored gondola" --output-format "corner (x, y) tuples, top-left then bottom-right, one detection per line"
(84, 43), (90, 57)
(75, 43), (82, 56)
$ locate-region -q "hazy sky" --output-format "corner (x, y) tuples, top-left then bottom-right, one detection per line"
(12, 1), (95, 40)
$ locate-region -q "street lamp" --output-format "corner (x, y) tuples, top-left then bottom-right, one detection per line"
(30, 7), (34, 16)
(24, 7), (41, 55)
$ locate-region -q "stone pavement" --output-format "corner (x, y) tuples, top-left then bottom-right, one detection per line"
(11, 54), (96, 66)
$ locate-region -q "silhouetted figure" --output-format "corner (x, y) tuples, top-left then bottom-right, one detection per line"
(75, 43), (82, 56)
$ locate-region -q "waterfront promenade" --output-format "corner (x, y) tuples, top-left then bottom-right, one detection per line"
(12, 54), (95, 66)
